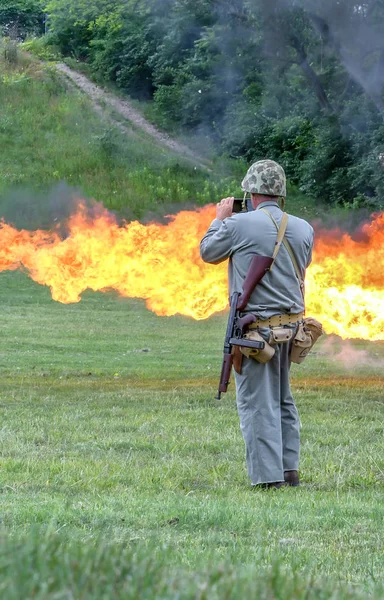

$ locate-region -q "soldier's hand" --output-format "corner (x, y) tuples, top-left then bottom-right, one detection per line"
(216, 197), (234, 220)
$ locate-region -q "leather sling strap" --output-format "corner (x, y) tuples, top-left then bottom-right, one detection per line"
(261, 208), (305, 300)
(271, 211), (289, 265)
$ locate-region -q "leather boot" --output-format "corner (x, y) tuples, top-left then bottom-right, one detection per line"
(284, 470), (300, 487)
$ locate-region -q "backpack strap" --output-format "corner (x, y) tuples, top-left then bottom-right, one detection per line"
(261, 208), (305, 299)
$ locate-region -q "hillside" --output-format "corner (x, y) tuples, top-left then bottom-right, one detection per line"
(10, 0), (384, 210)
(0, 46), (235, 223)
(0, 45), (317, 225)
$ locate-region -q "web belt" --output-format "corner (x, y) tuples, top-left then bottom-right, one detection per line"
(248, 312), (304, 329)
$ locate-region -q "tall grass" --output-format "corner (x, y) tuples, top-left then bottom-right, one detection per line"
(1, 531), (381, 599)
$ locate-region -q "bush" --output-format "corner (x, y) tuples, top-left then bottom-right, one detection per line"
(33, 0), (384, 209)
(3, 37), (18, 64)
(0, 0), (44, 39)
(22, 35), (60, 61)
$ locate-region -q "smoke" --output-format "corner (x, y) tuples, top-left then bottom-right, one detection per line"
(264, 0), (384, 112)
(0, 182), (124, 231)
(182, 0), (384, 176)
(320, 336), (384, 370)
(311, 209), (378, 239)
(0, 183), (88, 230)
(0, 183), (212, 230)
(232, 1), (384, 125)
(297, 0), (384, 111)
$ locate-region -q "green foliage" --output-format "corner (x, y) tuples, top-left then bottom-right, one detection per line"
(0, 0), (44, 38)
(22, 34), (60, 60)
(95, 16), (156, 96)
(39, 0), (384, 208)
(44, 0), (97, 59)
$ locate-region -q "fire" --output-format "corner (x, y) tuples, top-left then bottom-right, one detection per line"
(0, 203), (227, 320)
(306, 213), (384, 340)
(1, 202), (384, 340)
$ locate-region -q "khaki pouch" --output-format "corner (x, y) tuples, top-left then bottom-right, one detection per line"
(269, 327), (293, 345)
(240, 330), (276, 364)
(290, 318), (323, 364)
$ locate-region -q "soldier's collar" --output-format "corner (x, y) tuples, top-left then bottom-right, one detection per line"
(256, 200), (281, 211)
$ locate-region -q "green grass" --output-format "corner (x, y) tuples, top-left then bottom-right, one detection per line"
(1, 46), (384, 598)
(1, 271), (384, 598)
(3, 533), (382, 600)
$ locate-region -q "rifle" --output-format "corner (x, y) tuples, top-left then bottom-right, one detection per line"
(215, 255), (274, 400)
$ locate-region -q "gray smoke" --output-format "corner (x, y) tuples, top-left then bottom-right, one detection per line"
(0, 184), (210, 230)
(311, 208), (377, 238)
(321, 336), (384, 370)
(0, 183), (116, 231)
(299, 0), (384, 112)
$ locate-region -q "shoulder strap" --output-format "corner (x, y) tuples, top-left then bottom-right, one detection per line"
(261, 208), (305, 299)
(271, 212), (289, 263)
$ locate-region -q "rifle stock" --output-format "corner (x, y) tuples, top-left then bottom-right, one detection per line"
(237, 255), (274, 310)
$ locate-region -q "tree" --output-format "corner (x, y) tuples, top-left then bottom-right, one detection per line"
(42, 0), (384, 206)
(0, 0), (45, 38)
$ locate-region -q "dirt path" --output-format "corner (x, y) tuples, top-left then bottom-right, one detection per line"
(56, 63), (211, 170)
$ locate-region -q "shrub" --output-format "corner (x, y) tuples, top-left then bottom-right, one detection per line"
(0, 0), (44, 39)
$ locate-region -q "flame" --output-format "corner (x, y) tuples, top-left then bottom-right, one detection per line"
(0, 203), (227, 320)
(1, 202), (384, 340)
(306, 213), (384, 340)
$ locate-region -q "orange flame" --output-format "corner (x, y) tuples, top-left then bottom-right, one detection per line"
(307, 213), (384, 340)
(1, 203), (384, 340)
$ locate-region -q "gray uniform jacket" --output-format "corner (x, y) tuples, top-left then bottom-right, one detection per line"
(200, 201), (314, 318)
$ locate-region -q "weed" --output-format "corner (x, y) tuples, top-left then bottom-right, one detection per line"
(3, 38), (18, 65)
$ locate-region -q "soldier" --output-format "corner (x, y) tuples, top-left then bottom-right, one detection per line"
(200, 160), (314, 488)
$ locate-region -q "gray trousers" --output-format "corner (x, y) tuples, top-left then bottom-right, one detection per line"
(234, 328), (300, 485)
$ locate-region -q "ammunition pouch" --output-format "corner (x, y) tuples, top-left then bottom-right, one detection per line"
(240, 330), (275, 364)
(269, 327), (293, 345)
(290, 318), (323, 364)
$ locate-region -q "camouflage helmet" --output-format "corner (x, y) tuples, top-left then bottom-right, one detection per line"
(241, 160), (286, 198)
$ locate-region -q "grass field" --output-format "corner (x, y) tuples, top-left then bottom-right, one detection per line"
(1, 44), (384, 599)
(1, 271), (384, 598)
